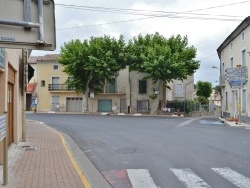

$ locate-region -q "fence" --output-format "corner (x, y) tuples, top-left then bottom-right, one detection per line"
(166, 100), (201, 114)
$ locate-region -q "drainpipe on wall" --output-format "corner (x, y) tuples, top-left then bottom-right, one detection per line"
(22, 49), (27, 142)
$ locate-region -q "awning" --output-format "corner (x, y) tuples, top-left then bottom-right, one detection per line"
(28, 64), (34, 82)
(27, 83), (36, 93)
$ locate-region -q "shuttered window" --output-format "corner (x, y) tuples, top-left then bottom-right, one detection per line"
(139, 80), (147, 94)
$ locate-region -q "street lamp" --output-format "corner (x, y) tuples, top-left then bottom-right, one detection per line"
(212, 66), (219, 69)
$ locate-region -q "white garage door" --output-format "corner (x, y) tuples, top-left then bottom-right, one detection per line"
(66, 97), (83, 112)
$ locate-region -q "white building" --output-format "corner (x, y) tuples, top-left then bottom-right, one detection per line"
(217, 16), (250, 121)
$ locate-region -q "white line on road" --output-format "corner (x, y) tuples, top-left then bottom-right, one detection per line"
(212, 167), (250, 188)
(170, 168), (211, 188)
(127, 169), (157, 188)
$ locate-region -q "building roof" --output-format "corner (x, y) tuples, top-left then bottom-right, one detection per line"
(27, 56), (42, 64)
(217, 16), (250, 58)
(28, 54), (60, 64)
(37, 54), (60, 61)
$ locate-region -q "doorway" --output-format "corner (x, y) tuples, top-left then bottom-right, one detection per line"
(7, 83), (14, 146)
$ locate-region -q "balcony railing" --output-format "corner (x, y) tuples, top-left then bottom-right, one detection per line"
(48, 84), (75, 91)
(102, 85), (126, 94)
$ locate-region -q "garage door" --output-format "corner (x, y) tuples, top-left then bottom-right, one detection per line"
(66, 97), (83, 112)
(98, 100), (112, 112)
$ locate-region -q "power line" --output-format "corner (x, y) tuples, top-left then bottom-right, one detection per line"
(56, 1), (249, 30)
(56, 1), (249, 17)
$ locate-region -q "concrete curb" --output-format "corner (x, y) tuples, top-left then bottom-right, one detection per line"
(61, 132), (112, 188)
(218, 117), (247, 128)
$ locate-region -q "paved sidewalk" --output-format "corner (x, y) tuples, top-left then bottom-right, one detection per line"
(219, 117), (250, 128)
(0, 120), (86, 188)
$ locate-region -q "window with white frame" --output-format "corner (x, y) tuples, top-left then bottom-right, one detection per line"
(137, 100), (149, 112)
(53, 64), (59, 71)
(176, 84), (183, 97)
(242, 49), (246, 66)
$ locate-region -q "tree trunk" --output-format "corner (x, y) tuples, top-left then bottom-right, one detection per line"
(82, 77), (92, 113)
(82, 91), (88, 113)
(150, 94), (160, 115)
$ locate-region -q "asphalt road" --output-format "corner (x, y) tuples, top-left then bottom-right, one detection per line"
(26, 113), (250, 188)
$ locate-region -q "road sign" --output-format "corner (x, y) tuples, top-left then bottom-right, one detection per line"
(229, 80), (247, 88)
(0, 115), (6, 141)
(225, 68), (236, 73)
(231, 85), (244, 89)
(225, 66), (247, 84)
(0, 0), (55, 51)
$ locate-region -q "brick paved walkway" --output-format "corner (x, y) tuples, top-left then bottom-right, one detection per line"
(0, 120), (85, 188)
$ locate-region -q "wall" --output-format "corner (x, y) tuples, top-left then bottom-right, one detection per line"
(220, 25), (250, 119)
(0, 49), (23, 164)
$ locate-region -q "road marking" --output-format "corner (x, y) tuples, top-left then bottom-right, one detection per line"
(177, 118), (199, 126)
(127, 169), (157, 188)
(212, 167), (250, 188)
(199, 120), (224, 125)
(170, 168), (211, 188)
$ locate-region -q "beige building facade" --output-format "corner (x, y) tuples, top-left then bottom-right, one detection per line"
(0, 48), (25, 163)
(217, 16), (250, 121)
(29, 54), (195, 114)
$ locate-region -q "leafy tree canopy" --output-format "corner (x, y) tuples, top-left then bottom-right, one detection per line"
(58, 35), (126, 93)
(196, 81), (212, 99)
(126, 32), (200, 83)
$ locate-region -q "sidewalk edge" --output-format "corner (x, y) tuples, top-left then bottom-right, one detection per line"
(40, 122), (112, 188)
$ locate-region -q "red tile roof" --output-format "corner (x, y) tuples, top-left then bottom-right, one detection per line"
(37, 54), (59, 61)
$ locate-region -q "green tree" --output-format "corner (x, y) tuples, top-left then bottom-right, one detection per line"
(213, 85), (221, 95)
(196, 81), (212, 99)
(126, 33), (200, 114)
(58, 35), (126, 112)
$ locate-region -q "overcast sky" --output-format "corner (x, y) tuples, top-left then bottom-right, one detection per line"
(31, 0), (250, 86)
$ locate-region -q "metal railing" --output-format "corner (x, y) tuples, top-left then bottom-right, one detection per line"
(102, 85), (126, 94)
(48, 84), (75, 91)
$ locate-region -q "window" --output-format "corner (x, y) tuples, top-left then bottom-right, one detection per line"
(52, 77), (60, 90)
(242, 90), (246, 113)
(225, 92), (228, 110)
(137, 100), (149, 112)
(242, 49), (246, 66)
(230, 57), (234, 68)
(51, 96), (60, 111)
(41, 80), (45, 87)
(108, 78), (116, 93)
(222, 63), (225, 75)
(139, 80), (147, 94)
(242, 32), (245, 41)
(53, 64), (59, 71)
(176, 84), (183, 97)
